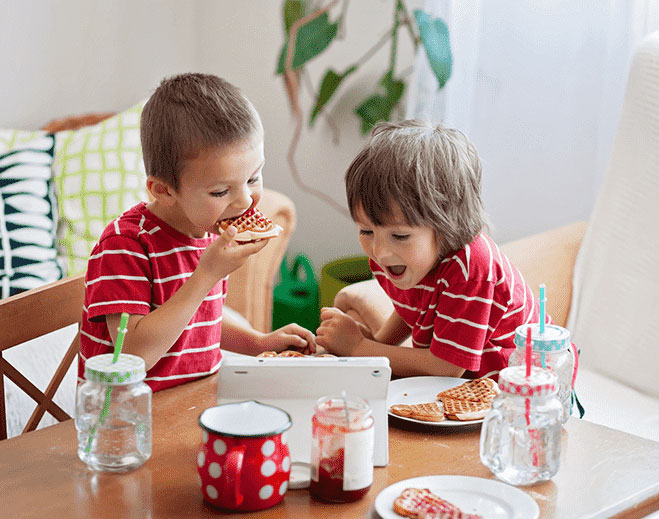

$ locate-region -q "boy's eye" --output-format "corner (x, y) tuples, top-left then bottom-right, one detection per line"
(359, 229), (373, 236)
(392, 234), (409, 241)
(211, 190), (229, 198)
(247, 174), (262, 185)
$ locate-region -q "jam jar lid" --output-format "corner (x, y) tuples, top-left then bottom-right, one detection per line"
(84, 353), (146, 385)
(498, 366), (558, 397)
(514, 323), (571, 352)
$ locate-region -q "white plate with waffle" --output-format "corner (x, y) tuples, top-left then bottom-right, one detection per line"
(374, 475), (539, 519)
(388, 376), (494, 426)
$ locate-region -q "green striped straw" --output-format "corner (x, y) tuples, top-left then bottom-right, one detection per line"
(85, 312), (129, 453)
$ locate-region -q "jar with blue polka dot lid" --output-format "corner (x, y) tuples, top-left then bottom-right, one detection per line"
(480, 365), (562, 486)
(75, 353), (152, 472)
(509, 323), (576, 423)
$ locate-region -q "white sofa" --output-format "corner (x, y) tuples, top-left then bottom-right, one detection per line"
(490, 32), (659, 442)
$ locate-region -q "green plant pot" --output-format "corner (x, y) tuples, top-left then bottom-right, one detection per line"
(319, 256), (373, 309)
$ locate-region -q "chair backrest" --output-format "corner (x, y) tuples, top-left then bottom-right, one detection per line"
(0, 273), (85, 439)
(567, 32), (659, 398)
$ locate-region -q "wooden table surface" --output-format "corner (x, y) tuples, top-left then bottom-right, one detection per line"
(2, 374), (658, 519)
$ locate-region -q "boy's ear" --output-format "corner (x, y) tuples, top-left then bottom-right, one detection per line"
(146, 176), (176, 206)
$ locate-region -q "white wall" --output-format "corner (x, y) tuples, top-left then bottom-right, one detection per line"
(1, 0), (603, 275)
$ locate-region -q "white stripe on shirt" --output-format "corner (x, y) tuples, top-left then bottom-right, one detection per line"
(432, 334), (484, 355)
(87, 299), (151, 310)
(442, 291), (507, 312)
(86, 274), (150, 286)
(163, 343), (221, 357)
(89, 249), (149, 261)
(149, 245), (206, 258)
(434, 312), (490, 330)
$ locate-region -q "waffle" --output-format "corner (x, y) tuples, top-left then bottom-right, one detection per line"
(436, 378), (499, 403)
(440, 397), (491, 421)
(217, 206), (282, 242)
(389, 402), (445, 423)
(277, 350), (306, 358)
(255, 350), (336, 358)
(393, 488), (482, 519)
(256, 351), (278, 358)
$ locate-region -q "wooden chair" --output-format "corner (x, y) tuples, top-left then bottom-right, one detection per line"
(0, 273), (85, 440)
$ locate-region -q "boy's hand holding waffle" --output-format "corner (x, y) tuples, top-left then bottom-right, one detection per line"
(389, 378), (499, 423)
(217, 205), (282, 242)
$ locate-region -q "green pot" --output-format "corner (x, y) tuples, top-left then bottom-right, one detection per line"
(319, 256), (373, 309)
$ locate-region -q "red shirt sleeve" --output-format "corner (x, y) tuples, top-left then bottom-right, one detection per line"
(427, 279), (504, 371)
(85, 234), (153, 322)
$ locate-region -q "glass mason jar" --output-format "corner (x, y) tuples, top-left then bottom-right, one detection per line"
(480, 366), (562, 486)
(509, 323), (575, 423)
(75, 353), (152, 472)
(310, 394), (374, 502)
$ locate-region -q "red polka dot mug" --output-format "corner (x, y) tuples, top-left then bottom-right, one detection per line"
(197, 401), (292, 511)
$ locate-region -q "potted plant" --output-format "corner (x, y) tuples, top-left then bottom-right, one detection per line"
(275, 0), (452, 214)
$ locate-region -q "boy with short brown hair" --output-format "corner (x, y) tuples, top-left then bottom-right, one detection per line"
(79, 73), (315, 391)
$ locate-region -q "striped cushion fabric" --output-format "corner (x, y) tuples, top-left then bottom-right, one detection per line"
(0, 130), (63, 298)
(52, 100), (149, 275)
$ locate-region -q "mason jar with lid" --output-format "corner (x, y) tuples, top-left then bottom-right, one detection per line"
(309, 394), (374, 502)
(509, 323), (575, 423)
(480, 365), (562, 485)
(75, 353), (152, 472)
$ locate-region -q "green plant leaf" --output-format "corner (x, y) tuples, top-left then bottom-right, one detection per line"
(354, 71), (405, 135)
(276, 12), (338, 74)
(310, 65), (357, 126)
(283, 0), (306, 34)
(414, 9), (452, 89)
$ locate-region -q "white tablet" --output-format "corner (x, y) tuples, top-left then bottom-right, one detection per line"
(216, 353), (391, 467)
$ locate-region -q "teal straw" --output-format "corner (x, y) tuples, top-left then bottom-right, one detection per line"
(85, 312), (129, 453)
(539, 284), (546, 334)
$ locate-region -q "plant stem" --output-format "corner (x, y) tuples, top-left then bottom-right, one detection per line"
(398, 0), (419, 48)
(390, 0), (402, 75)
(285, 0), (349, 217)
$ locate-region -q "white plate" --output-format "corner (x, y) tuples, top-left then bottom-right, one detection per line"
(388, 376), (485, 426)
(374, 475), (539, 519)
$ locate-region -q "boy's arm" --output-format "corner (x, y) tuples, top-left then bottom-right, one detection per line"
(373, 309), (412, 345)
(106, 228), (267, 370)
(106, 269), (224, 370)
(353, 338), (466, 378)
(219, 312), (266, 355)
(221, 312), (317, 355)
(317, 307), (465, 378)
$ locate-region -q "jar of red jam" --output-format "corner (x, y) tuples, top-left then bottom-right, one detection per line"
(310, 394), (374, 502)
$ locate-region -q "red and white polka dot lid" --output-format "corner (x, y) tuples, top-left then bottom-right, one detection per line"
(498, 366), (558, 397)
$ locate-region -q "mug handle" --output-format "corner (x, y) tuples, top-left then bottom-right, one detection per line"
(221, 445), (246, 508)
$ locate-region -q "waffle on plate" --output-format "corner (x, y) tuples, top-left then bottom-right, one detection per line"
(393, 487), (483, 519)
(389, 378), (499, 423)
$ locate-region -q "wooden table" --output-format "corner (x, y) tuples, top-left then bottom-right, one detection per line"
(2, 375), (658, 519)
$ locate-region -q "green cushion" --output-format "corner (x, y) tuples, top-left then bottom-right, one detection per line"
(52, 100), (148, 275)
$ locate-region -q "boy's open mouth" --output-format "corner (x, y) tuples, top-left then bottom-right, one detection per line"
(386, 265), (406, 277)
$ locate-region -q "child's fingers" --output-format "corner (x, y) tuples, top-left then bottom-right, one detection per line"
(284, 334), (309, 350)
(216, 225), (237, 246)
(319, 306), (342, 320)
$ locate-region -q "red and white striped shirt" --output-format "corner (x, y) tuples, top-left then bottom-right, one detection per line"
(78, 202), (225, 392)
(372, 233), (543, 380)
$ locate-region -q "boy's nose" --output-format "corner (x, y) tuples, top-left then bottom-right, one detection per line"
(234, 188), (253, 212)
(371, 239), (391, 263)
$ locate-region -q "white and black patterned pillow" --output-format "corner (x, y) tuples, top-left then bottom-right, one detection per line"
(0, 130), (63, 298)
